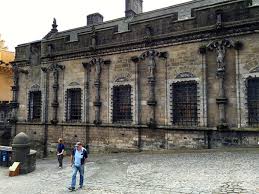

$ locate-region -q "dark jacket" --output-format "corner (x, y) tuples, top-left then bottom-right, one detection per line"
(72, 147), (88, 165)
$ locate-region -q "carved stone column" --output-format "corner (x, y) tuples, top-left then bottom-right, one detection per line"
(199, 46), (208, 127)
(44, 64), (65, 125)
(11, 65), (20, 110)
(41, 67), (49, 157)
(10, 64), (28, 122)
(82, 63), (91, 123)
(85, 58), (111, 125)
(207, 39), (234, 129)
(233, 41), (244, 128)
(138, 50), (168, 128)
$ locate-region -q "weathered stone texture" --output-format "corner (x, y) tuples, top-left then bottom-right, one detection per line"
(11, 0), (259, 155)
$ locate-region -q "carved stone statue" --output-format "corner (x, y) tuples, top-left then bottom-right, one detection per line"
(216, 44), (226, 71)
(216, 12), (222, 29)
(13, 66), (19, 87)
(91, 26), (97, 48)
(52, 18), (57, 29)
(148, 56), (155, 77)
(95, 60), (101, 78)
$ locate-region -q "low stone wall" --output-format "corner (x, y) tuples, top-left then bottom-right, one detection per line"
(14, 123), (259, 157)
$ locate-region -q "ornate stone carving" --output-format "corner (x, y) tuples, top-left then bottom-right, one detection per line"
(41, 63), (65, 125)
(90, 26), (97, 51)
(207, 39), (234, 72)
(215, 10), (223, 30)
(11, 64), (28, 109)
(115, 77), (129, 83)
(207, 39), (234, 129)
(249, 66), (259, 73)
(30, 84), (40, 91)
(136, 50), (168, 127)
(176, 72), (196, 79)
(68, 82), (80, 87)
(84, 58), (111, 125)
(43, 18), (58, 39)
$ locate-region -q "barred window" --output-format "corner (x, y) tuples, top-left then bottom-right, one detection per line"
(66, 88), (81, 122)
(29, 91), (42, 121)
(0, 112), (4, 122)
(171, 81), (198, 126)
(247, 78), (259, 126)
(112, 85), (132, 123)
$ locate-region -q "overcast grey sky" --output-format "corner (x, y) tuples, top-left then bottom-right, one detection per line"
(1, 0), (189, 51)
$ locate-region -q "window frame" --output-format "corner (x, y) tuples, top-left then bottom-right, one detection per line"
(66, 88), (82, 122)
(112, 85), (133, 124)
(171, 80), (198, 126)
(28, 91), (42, 122)
(247, 77), (259, 127)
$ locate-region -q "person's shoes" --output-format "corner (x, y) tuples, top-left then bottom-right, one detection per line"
(59, 166), (62, 169)
(68, 187), (75, 191)
(79, 185), (83, 189)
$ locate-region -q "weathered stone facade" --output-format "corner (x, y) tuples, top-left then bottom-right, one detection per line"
(12, 0), (259, 157)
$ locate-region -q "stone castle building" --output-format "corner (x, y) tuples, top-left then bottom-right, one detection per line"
(12, 0), (259, 157)
(0, 35), (14, 145)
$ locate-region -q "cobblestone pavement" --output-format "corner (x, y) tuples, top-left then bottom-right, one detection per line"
(1, 150), (259, 194)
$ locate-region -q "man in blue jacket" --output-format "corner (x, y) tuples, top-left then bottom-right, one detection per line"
(68, 142), (88, 191)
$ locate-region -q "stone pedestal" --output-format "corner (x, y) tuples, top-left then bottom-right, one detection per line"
(12, 132), (36, 174)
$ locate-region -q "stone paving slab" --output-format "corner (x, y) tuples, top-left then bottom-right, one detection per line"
(0, 150), (259, 194)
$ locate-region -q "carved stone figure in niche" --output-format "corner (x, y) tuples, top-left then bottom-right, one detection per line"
(30, 45), (40, 65)
(95, 60), (101, 78)
(216, 44), (226, 71)
(207, 39), (233, 72)
(144, 25), (153, 38)
(91, 26), (97, 48)
(13, 66), (19, 87)
(216, 11), (222, 29)
(53, 70), (58, 81)
(148, 55), (155, 77)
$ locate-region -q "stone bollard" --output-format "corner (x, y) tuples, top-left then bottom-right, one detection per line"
(12, 132), (37, 174)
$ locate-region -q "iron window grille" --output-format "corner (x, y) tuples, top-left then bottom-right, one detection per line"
(247, 78), (259, 126)
(112, 85), (132, 124)
(171, 81), (198, 126)
(66, 88), (82, 122)
(29, 91), (42, 121)
(0, 112), (4, 122)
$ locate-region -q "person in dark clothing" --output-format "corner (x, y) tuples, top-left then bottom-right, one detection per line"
(57, 138), (65, 168)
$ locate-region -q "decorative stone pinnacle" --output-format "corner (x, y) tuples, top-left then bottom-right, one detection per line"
(52, 18), (58, 32)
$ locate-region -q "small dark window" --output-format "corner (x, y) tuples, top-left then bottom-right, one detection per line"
(247, 78), (259, 126)
(171, 81), (198, 126)
(112, 85), (132, 123)
(66, 88), (81, 122)
(29, 91), (42, 121)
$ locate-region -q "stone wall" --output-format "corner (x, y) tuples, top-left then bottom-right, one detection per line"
(11, 0), (259, 156)
(15, 123), (259, 156)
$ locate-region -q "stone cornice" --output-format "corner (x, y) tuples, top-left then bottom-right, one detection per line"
(13, 17), (259, 67)
(39, 21), (258, 63)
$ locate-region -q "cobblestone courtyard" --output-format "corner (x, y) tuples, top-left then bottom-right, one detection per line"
(0, 149), (259, 194)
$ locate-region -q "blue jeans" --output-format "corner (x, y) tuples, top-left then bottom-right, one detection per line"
(71, 164), (84, 188)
